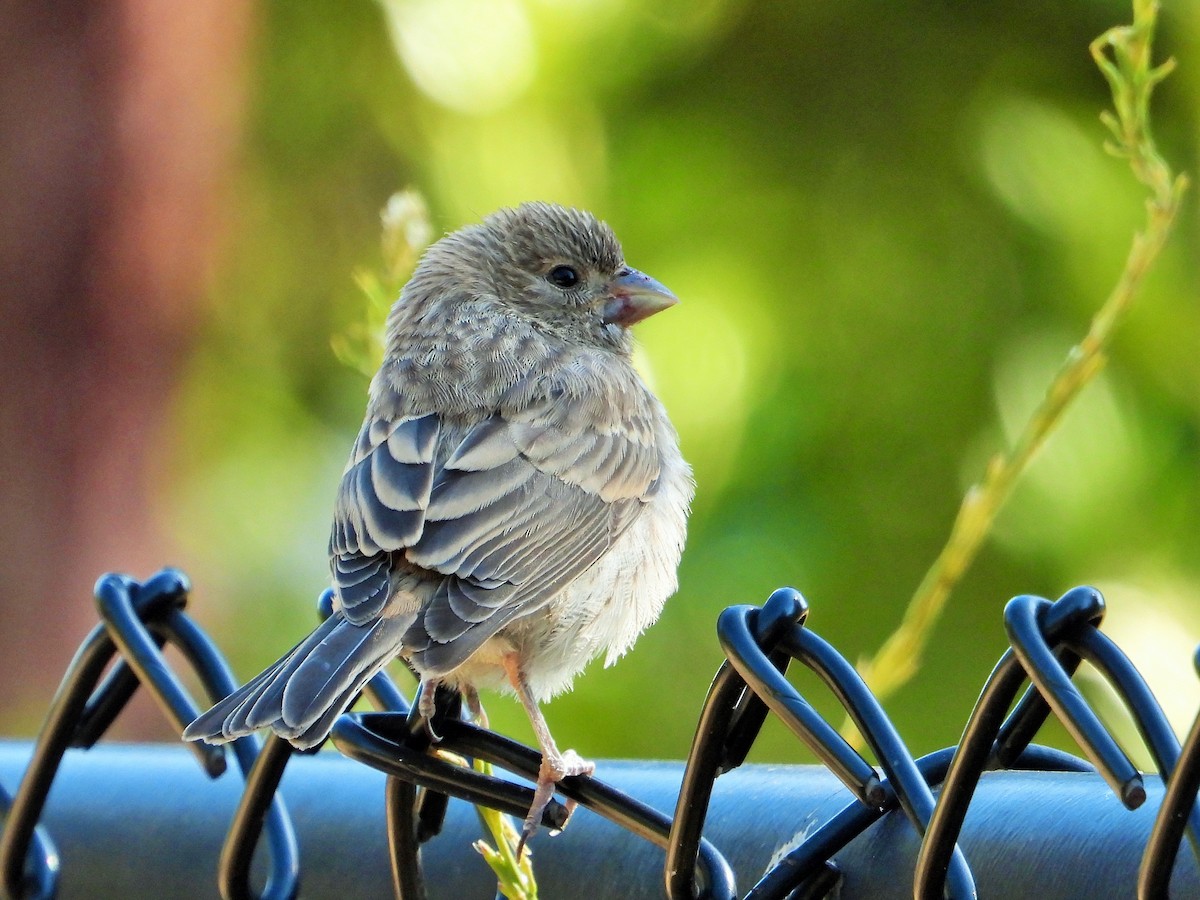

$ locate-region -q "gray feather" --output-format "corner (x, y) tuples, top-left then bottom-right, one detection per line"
(279, 614), (409, 729)
(182, 613), (343, 743)
(409, 485), (545, 574)
(424, 457), (531, 520)
(332, 551), (392, 623)
(443, 417), (519, 470)
(331, 414), (438, 558)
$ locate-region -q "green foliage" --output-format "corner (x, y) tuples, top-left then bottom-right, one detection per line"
(331, 188), (432, 378)
(170, 0), (1200, 772)
(850, 0), (1188, 737)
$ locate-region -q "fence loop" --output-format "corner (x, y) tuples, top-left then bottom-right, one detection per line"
(719, 595), (976, 899)
(718, 589), (805, 774)
(0, 570), (301, 900)
(1004, 591), (1143, 806)
(4, 570), (1198, 898)
(913, 585), (1198, 898)
(1139, 646), (1200, 899)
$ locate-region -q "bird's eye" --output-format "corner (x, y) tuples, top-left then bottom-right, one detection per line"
(546, 265), (580, 288)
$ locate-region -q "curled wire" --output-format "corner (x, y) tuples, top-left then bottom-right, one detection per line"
(1005, 591), (1143, 805)
(0, 780), (57, 900)
(332, 708), (737, 900)
(6, 566), (1199, 900)
(0, 570), (299, 900)
(744, 745), (1092, 900)
(670, 587), (974, 900)
(916, 588), (1104, 896)
(1139, 646), (1200, 899)
(916, 586), (1197, 898)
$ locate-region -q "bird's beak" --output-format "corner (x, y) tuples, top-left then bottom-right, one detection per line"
(601, 267), (680, 327)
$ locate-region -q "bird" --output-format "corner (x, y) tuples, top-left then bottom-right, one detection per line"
(183, 201), (694, 844)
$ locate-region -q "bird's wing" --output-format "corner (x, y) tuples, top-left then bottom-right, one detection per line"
(329, 412), (440, 621)
(328, 382), (663, 675)
(404, 391), (662, 674)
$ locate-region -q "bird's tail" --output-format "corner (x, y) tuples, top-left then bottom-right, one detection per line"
(183, 612), (411, 750)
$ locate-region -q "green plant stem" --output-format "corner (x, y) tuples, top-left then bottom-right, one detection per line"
(471, 758), (539, 899)
(846, 0), (1187, 738)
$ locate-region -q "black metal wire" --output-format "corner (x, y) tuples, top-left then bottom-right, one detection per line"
(748, 748), (957, 900)
(217, 736), (299, 900)
(386, 776), (427, 900)
(911, 586), (1195, 898)
(333, 709), (738, 900)
(668, 659), (755, 899)
(0, 570), (300, 900)
(720, 589), (808, 773)
(714, 592), (973, 899)
(988, 642), (1083, 769)
(720, 601), (883, 804)
(1139, 647), (1200, 899)
(915, 590), (1102, 897)
(773, 629), (974, 897)
(668, 588), (816, 900)
(4, 570), (1198, 900)
(1005, 591), (1144, 806)
(2, 603), (144, 900)
(0, 781), (56, 900)
(1063, 628), (1200, 856)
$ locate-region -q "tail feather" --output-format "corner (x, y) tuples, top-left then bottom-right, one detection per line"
(240, 614), (345, 731)
(183, 612), (411, 750)
(275, 662), (387, 747)
(280, 616), (400, 727)
(182, 623), (327, 745)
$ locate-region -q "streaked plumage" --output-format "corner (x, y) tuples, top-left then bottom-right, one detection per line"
(184, 202), (693, 842)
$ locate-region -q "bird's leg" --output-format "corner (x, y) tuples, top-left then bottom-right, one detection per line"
(502, 653), (594, 853)
(417, 677), (442, 740)
(461, 683), (488, 728)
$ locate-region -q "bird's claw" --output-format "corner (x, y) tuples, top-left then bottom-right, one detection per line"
(417, 680), (442, 742)
(463, 685), (488, 728)
(516, 749), (595, 856)
(421, 716), (442, 743)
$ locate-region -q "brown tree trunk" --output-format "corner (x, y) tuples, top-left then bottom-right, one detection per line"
(0, 0), (251, 735)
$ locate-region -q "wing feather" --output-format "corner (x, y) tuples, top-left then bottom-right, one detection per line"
(330, 414), (439, 622)
(328, 371), (664, 669)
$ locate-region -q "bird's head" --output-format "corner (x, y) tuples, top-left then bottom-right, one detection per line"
(425, 202), (679, 354)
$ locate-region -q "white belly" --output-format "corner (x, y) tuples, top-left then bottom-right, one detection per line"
(449, 445), (693, 701)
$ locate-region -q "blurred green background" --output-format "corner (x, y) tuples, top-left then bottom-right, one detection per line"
(6, 0), (1200, 767)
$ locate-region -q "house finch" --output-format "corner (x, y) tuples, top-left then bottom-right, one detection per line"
(184, 201), (693, 843)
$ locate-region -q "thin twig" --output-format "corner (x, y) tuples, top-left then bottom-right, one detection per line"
(847, 0), (1188, 737)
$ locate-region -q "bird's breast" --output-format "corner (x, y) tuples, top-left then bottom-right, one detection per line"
(500, 437), (693, 702)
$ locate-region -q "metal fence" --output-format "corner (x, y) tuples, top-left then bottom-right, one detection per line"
(1, 569), (1198, 898)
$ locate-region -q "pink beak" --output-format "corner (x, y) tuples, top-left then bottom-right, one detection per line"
(601, 267), (680, 327)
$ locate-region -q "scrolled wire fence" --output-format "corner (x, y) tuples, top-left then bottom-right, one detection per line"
(0, 568), (1198, 899)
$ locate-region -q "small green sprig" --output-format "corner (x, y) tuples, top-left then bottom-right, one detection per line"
(847, 0), (1187, 737)
(331, 188), (432, 378)
(472, 757), (539, 900)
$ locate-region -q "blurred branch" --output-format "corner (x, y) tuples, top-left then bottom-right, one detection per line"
(846, 0), (1188, 740)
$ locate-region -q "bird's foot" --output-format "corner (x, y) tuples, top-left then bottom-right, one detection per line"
(462, 684), (488, 728)
(417, 679), (442, 742)
(517, 748), (595, 856)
